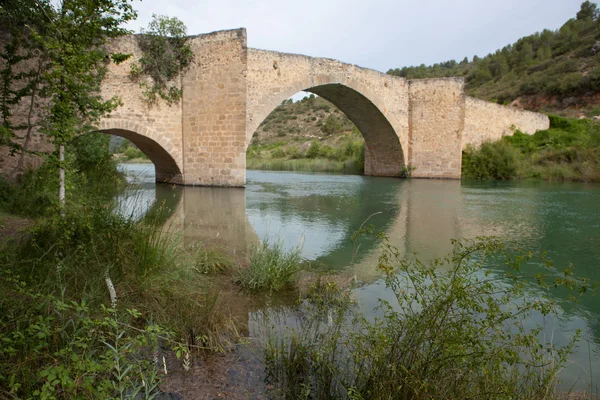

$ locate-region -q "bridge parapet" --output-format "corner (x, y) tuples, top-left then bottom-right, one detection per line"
(463, 97), (550, 149)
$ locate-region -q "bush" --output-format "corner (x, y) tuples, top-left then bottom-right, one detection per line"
(0, 272), (166, 398)
(321, 115), (342, 135)
(124, 146), (145, 160)
(462, 141), (523, 180)
(271, 148), (286, 158)
(286, 145), (301, 159)
(306, 141), (321, 159)
(263, 237), (589, 399)
(234, 239), (302, 292)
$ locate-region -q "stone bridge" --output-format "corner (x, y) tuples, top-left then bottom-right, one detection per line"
(3, 28), (549, 186)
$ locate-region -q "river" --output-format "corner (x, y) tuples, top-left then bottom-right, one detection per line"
(118, 163), (600, 390)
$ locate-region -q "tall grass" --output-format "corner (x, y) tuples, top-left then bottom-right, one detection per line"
(234, 238), (302, 292)
(247, 131), (365, 175)
(247, 157), (362, 174)
(262, 237), (593, 399)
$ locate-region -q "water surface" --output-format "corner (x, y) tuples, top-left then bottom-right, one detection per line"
(118, 164), (600, 389)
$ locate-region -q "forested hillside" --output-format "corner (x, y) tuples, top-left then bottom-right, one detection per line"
(247, 95), (365, 173)
(387, 1), (600, 115)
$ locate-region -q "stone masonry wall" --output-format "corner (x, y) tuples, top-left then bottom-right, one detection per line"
(463, 97), (550, 149)
(408, 78), (465, 179)
(100, 35), (185, 183)
(0, 34), (186, 183)
(246, 49), (409, 174)
(181, 29), (248, 186)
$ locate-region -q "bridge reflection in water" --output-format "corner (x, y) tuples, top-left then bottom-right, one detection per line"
(120, 167), (537, 284)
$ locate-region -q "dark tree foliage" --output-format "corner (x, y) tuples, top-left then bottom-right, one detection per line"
(577, 1), (599, 20)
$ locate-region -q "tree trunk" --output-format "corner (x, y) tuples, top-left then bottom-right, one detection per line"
(59, 144), (65, 216)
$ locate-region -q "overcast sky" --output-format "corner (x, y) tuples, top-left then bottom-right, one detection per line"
(126, 0), (583, 73)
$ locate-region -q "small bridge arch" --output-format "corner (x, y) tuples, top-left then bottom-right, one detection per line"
(96, 119), (183, 184)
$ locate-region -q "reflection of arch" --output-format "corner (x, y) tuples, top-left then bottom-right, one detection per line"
(96, 120), (183, 184)
(247, 76), (406, 177)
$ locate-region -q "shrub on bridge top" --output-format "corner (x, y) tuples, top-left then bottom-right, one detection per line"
(130, 14), (193, 105)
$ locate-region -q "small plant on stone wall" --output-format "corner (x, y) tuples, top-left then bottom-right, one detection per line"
(401, 164), (416, 178)
(130, 14), (193, 105)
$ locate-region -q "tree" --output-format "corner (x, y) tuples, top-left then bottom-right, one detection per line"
(516, 41), (534, 70)
(130, 14), (193, 105)
(0, 0), (137, 212)
(0, 1), (50, 177)
(576, 1), (599, 20)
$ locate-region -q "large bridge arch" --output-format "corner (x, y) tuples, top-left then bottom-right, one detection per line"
(246, 49), (410, 176)
(96, 119), (183, 184)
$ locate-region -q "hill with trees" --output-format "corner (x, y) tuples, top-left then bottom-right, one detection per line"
(387, 1), (600, 116)
(247, 95), (365, 173)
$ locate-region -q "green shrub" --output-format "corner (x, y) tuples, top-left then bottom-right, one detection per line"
(306, 141), (321, 159)
(321, 114), (342, 135)
(124, 146), (145, 160)
(234, 239), (302, 292)
(463, 115), (600, 182)
(462, 141), (523, 180)
(0, 272), (166, 399)
(271, 148), (286, 158)
(286, 145), (301, 159)
(263, 237), (589, 399)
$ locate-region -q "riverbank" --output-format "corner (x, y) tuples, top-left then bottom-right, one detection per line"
(462, 115), (600, 182)
(247, 130), (364, 174)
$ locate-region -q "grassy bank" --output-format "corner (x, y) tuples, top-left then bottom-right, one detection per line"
(0, 147), (311, 397)
(462, 115), (600, 182)
(247, 130), (365, 174)
(247, 157), (362, 174)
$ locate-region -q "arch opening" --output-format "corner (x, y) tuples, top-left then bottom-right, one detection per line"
(97, 128), (183, 184)
(247, 83), (405, 177)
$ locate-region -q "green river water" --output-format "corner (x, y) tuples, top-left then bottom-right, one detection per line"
(118, 164), (600, 390)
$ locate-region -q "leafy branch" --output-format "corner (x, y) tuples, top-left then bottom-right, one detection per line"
(130, 14), (193, 105)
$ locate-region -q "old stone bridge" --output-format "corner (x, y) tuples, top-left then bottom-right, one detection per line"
(7, 28), (550, 186)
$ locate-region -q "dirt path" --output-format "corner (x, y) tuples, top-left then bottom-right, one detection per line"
(0, 213), (32, 242)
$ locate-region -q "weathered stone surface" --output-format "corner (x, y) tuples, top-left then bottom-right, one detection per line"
(1, 28), (550, 186)
(408, 78), (465, 179)
(463, 97), (550, 150)
(246, 49), (409, 177)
